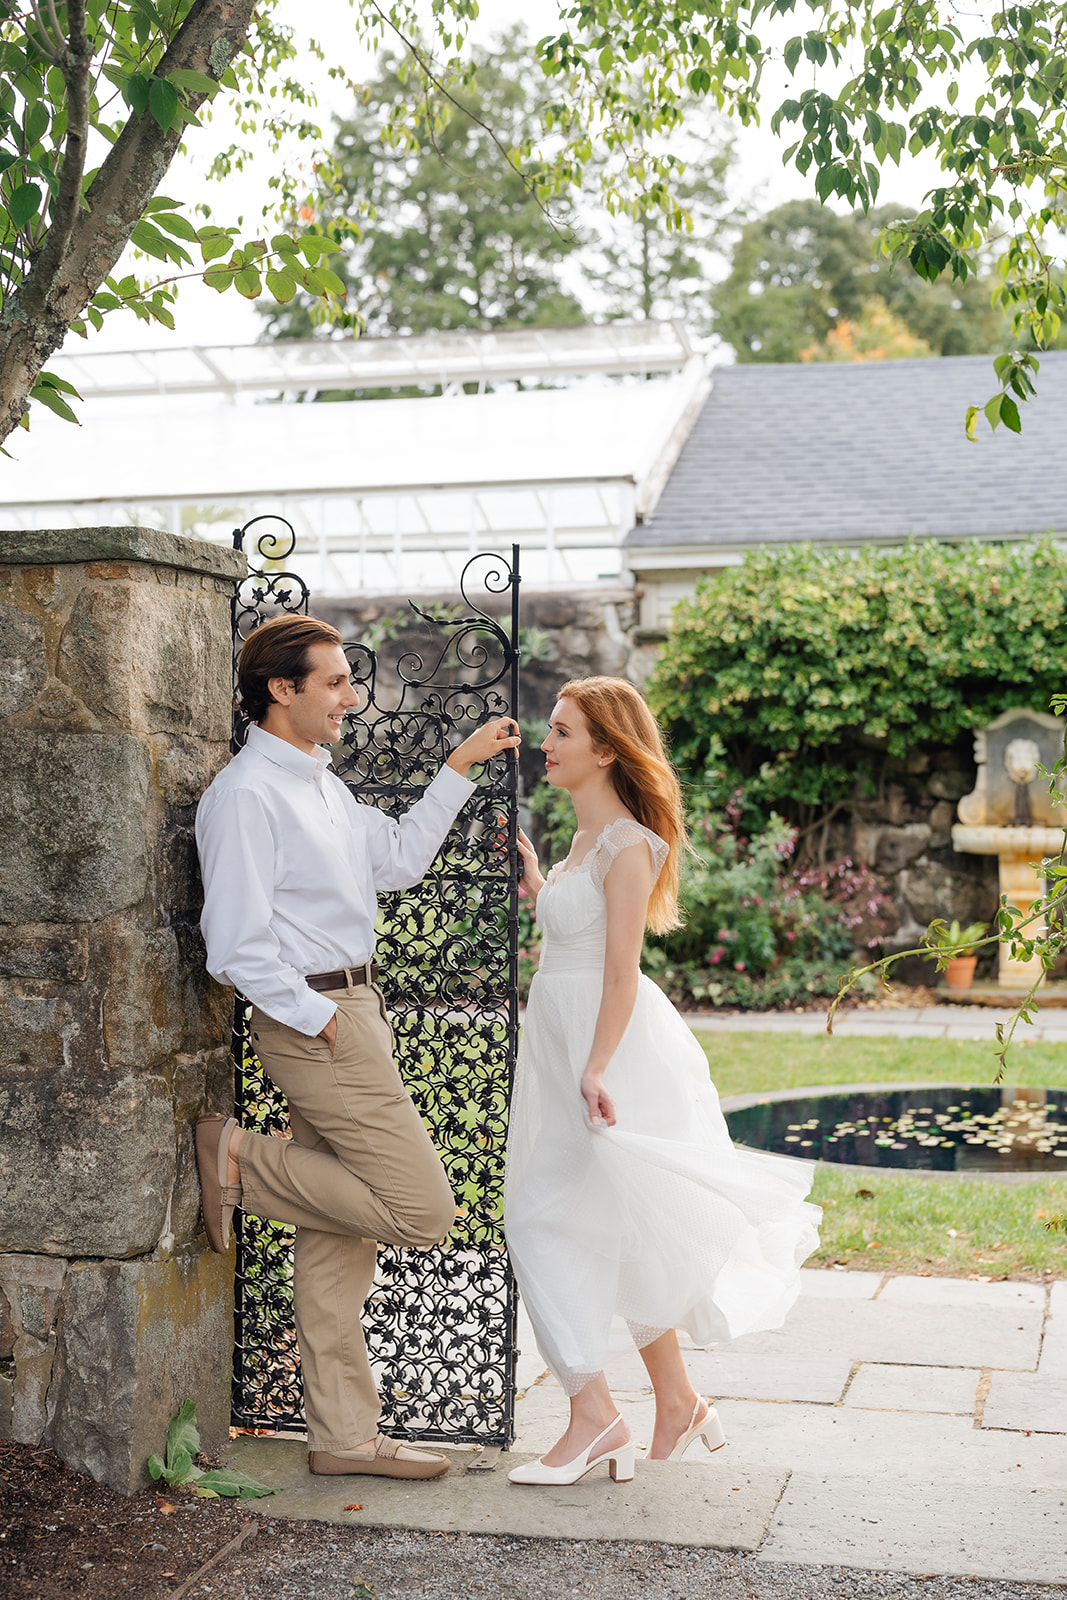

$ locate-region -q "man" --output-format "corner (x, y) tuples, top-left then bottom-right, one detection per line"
(194, 613), (520, 1481)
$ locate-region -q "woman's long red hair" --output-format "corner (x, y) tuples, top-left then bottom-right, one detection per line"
(557, 676), (687, 934)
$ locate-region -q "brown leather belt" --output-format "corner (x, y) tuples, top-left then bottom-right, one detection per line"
(306, 961), (379, 993)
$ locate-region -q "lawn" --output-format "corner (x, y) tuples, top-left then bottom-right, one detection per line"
(695, 1030), (1067, 1280)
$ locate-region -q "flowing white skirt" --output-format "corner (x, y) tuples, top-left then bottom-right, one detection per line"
(504, 966), (822, 1395)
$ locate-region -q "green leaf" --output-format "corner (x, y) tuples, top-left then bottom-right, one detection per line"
(784, 35), (803, 73)
(167, 1448), (195, 1484)
(30, 379), (79, 425)
(965, 404), (981, 441)
(266, 268), (298, 303)
(234, 264), (262, 298)
(148, 77), (180, 134)
(204, 264), (237, 292)
(1000, 394), (1022, 433)
(197, 227), (233, 263)
(147, 1454), (165, 1481)
(8, 182), (41, 228)
(194, 1467), (276, 1499)
(37, 370), (80, 398)
(165, 69), (221, 99)
(983, 393), (1003, 430)
(316, 267), (347, 296)
(164, 1399), (201, 1476)
(25, 99), (48, 148)
(126, 73), (151, 120)
(153, 210), (198, 242)
(297, 233), (337, 263)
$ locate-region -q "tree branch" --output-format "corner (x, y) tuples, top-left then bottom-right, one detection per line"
(26, 0), (92, 303)
(0, 0), (259, 442)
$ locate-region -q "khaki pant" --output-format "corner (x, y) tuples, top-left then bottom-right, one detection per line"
(240, 982), (455, 1450)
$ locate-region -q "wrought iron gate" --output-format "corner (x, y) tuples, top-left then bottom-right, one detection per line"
(228, 516), (521, 1445)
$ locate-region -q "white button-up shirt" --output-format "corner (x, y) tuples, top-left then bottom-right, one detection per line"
(196, 723), (476, 1036)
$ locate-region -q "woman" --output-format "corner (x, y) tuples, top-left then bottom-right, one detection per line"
(504, 677), (820, 1487)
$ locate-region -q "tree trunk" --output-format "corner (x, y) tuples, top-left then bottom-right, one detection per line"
(0, 0), (259, 445)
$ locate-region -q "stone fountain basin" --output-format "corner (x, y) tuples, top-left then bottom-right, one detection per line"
(722, 1081), (1067, 1174)
(951, 825), (1065, 856)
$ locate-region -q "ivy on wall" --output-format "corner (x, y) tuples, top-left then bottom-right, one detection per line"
(647, 540), (1067, 825)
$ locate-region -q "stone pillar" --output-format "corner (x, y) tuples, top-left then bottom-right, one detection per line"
(0, 527), (246, 1492)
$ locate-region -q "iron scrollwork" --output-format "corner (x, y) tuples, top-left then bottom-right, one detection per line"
(228, 522), (521, 1446)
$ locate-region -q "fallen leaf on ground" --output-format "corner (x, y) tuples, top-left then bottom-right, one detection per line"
(155, 1499), (177, 1514)
(343, 1503), (363, 1511)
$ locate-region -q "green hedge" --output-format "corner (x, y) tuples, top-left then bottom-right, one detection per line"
(647, 540), (1067, 821)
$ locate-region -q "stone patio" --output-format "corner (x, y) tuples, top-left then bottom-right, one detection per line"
(227, 1270), (1067, 1584)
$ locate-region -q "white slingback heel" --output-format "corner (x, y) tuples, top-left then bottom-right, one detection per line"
(652, 1396), (726, 1461)
(507, 1415), (635, 1485)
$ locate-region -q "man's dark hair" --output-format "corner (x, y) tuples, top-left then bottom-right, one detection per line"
(237, 615), (345, 724)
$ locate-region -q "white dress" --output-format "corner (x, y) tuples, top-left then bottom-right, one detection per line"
(504, 819), (822, 1397)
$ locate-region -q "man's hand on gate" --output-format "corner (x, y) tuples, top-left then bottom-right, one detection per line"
(446, 717), (521, 778)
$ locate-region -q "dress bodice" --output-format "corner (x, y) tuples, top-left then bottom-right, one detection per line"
(536, 819), (668, 975)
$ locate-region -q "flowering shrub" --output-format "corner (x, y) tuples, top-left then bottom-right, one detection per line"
(521, 778), (891, 1008)
(645, 798), (892, 1009)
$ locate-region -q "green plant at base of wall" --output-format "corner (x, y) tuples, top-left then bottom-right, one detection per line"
(148, 1401), (274, 1499)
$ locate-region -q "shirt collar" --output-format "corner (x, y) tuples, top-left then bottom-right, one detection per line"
(246, 722), (333, 782)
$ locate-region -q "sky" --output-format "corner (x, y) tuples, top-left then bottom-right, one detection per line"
(90, 0), (955, 354)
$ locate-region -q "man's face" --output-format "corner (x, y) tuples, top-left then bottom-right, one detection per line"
(268, 642), (359, 752)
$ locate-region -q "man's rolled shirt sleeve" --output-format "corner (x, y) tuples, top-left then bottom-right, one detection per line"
(197, 786), (337, 1037)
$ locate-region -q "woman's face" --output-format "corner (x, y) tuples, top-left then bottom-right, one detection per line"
(541, 698), (608, 791)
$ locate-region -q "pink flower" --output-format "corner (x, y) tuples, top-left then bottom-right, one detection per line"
(785, 930), (795, 942)
(734, 961), (746, 972)
(710, 947), (724, 965)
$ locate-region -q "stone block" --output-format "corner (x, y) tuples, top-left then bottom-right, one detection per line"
(45, 1244), (234, 1492)
(0, 526), (246, 583)
(928, 768), (972, 802)
(0, 924), (89, 981)
(0, 1063), (174, 1257)
(58, 580), (232, 741)
(898, 856), (997, 929)
(0, 599), (47, 714)
(874, 824), (931, 875)
(0, 1255), (66, 1444)
(0, 728), (150, 921)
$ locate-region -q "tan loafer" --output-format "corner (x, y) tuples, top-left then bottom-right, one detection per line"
(194, 1112), (241, 1253)
(309, 1435), (450, 1480)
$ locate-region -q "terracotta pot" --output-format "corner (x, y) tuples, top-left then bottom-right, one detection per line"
(945, 955), (978, 991)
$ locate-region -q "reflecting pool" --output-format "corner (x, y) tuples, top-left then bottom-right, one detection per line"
(724, 1085), (1067, 1172)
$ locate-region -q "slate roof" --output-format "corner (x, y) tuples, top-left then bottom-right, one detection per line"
(628, 353), (1067, 551)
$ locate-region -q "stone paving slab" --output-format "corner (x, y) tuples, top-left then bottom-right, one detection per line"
(674, 1351), (854, 1405)
(983, 1371), (1067, 1433)
(757, 1473), (1067, 1583)
(715, 1296), (1043, 1370)
(713, 1398), (1067, 1487)
(1039, 1280), (1067, 1378)
(843, 1362), (981, 1415)
(789, 1268), (884, 1299)
(224, 1436), (789, 1552)
(878, 1276), (1045, 1309)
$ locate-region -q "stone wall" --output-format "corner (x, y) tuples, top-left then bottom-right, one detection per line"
(0, 528), (245, 1492)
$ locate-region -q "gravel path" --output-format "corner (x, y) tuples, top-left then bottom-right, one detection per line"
(225, 1525), (1065, 1600)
